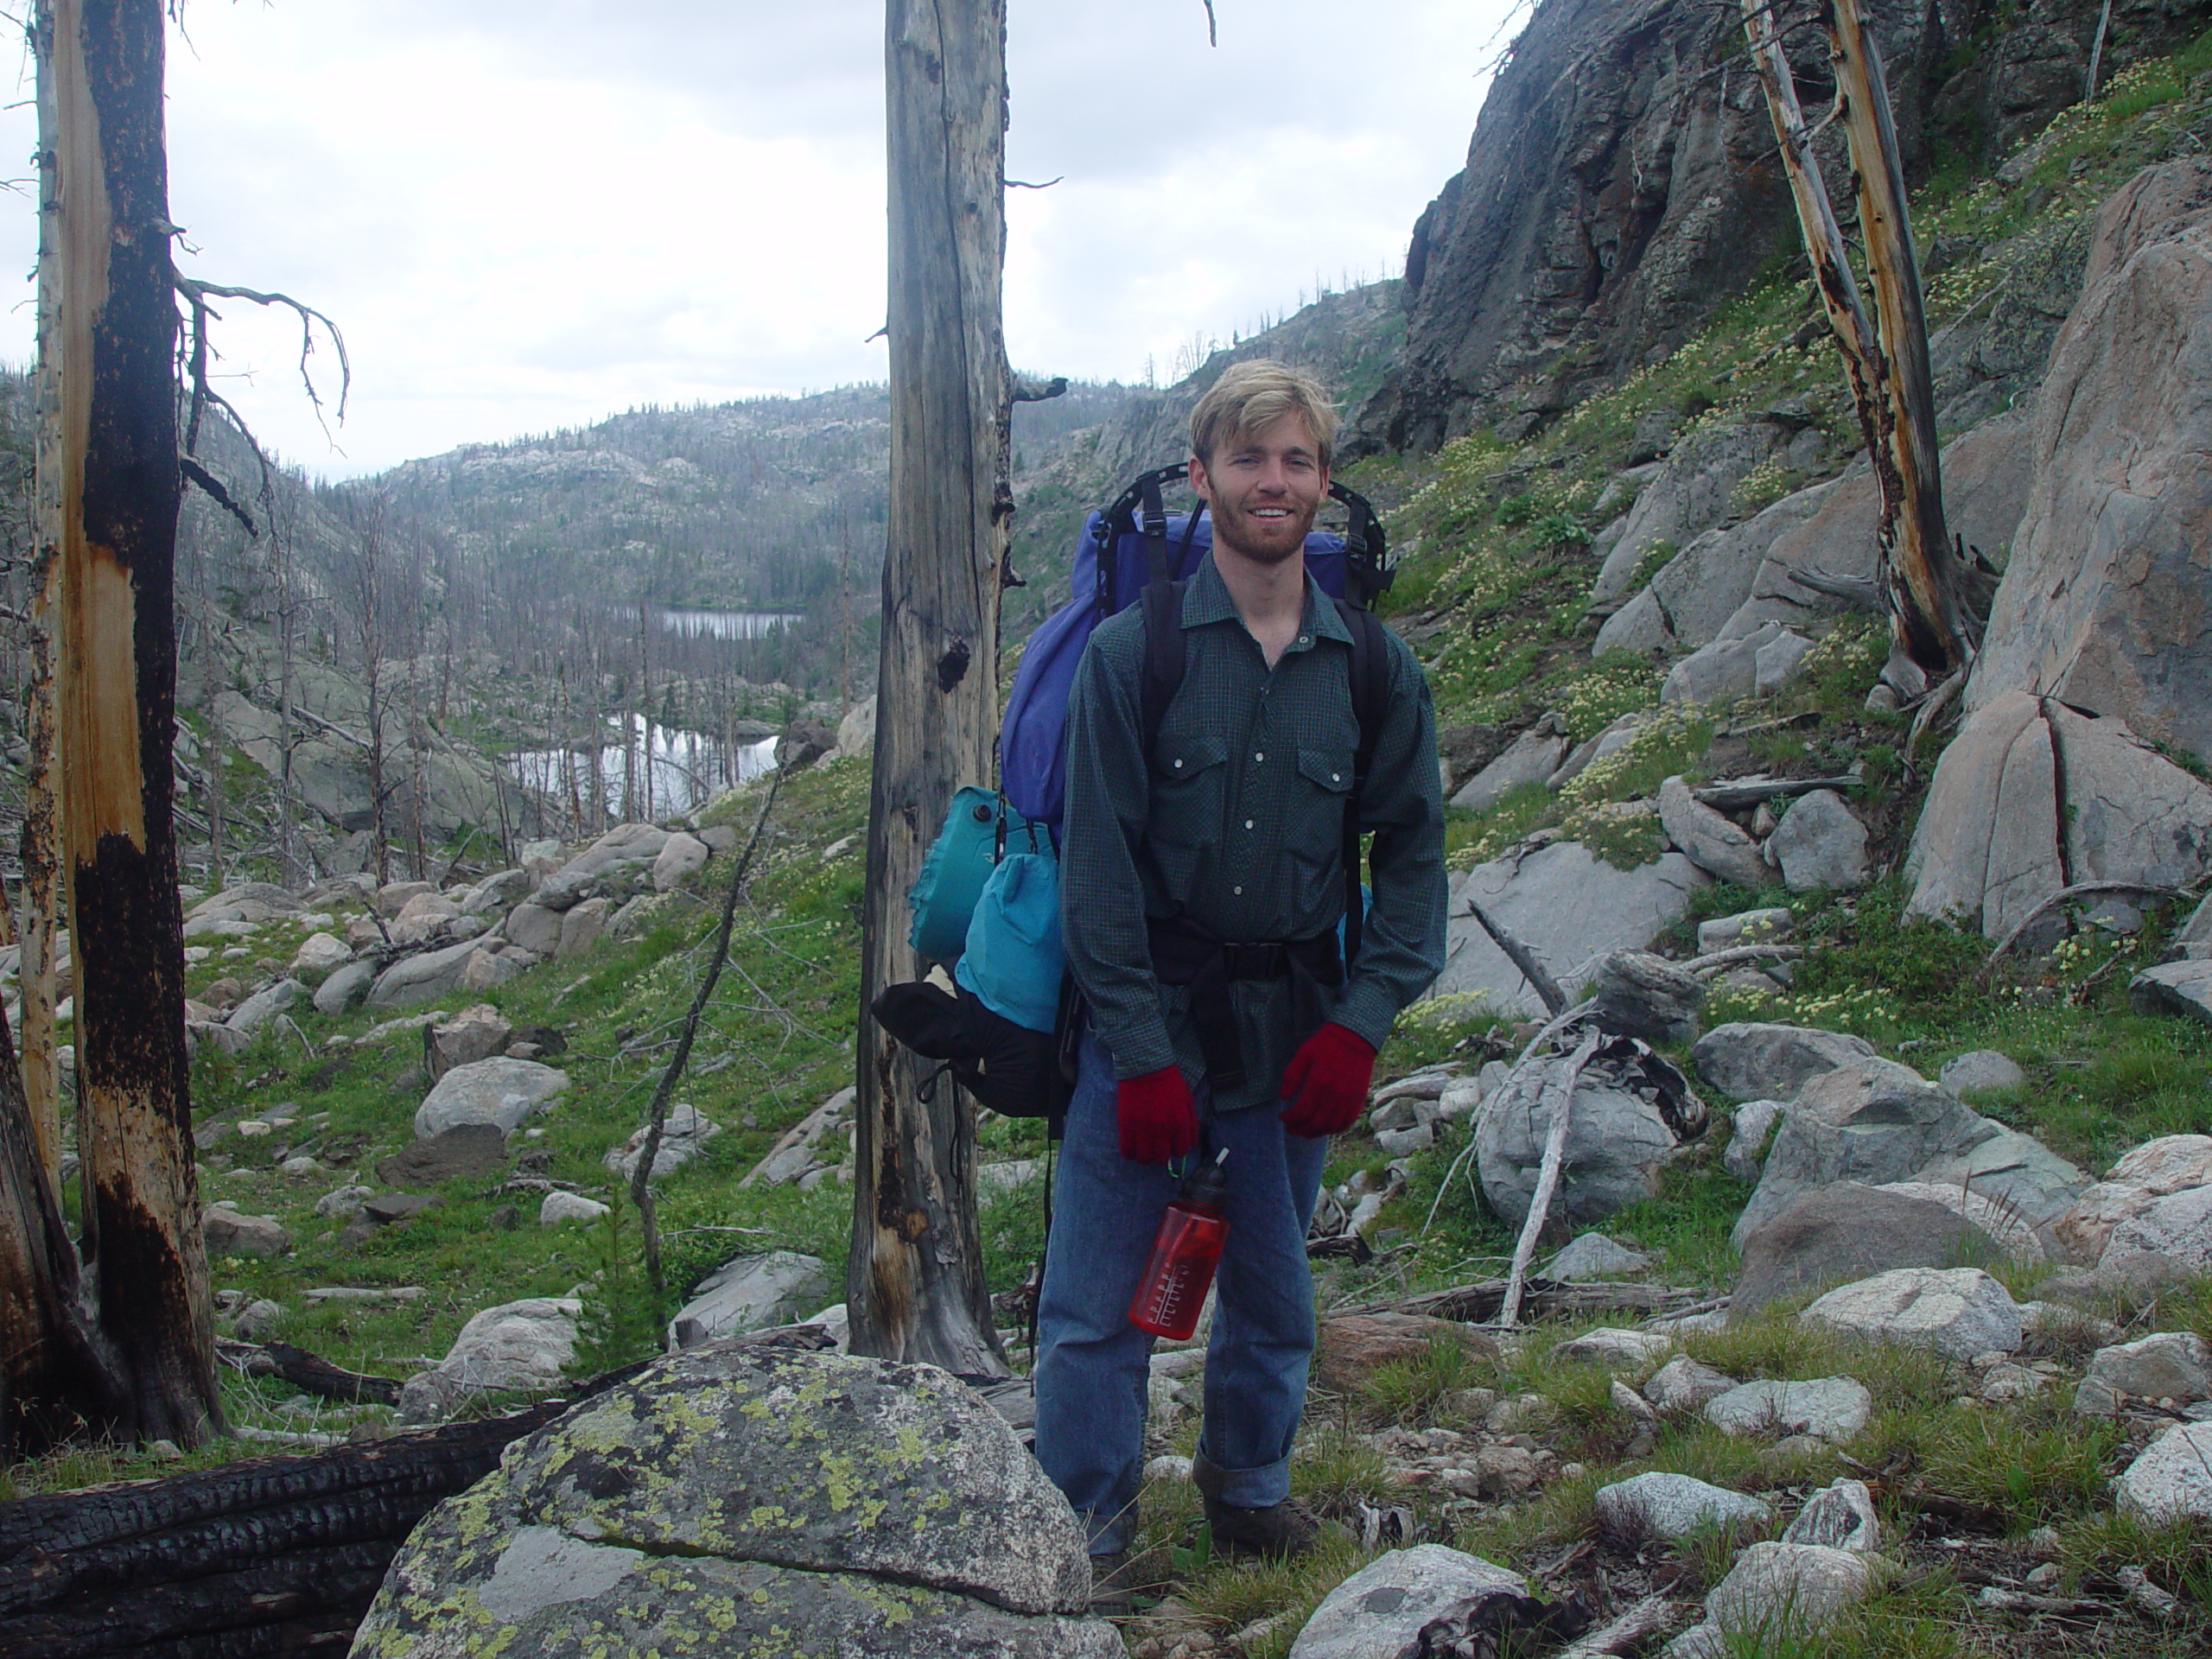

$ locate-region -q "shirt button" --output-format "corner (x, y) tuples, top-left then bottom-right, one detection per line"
(1332, 772), (1341, 783)
(1233, 885), (1243, 895)
(1244, 819), (1255, 830)
(1298, 635), (1310, 646)
(1253, 752), (1264, 762)
(1173, 758), (1184, 769)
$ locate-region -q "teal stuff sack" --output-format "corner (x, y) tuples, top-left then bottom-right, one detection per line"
(955, 850), (1063, 1033)
(907, 785), (1039, 965)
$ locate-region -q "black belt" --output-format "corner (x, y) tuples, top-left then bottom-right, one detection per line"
(1147, 917), (1342, 1094)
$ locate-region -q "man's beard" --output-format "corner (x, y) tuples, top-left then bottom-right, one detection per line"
(1211, 495), (1317, 565)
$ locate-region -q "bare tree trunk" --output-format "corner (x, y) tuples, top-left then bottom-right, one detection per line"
(846, 0), (1011, 1377)
(1824, 2), (1980, 673)
(270, 489), (300, 887)
(52, 0), (221, 1446)
(354, 501), (388, 886)
(1740, 0), (1980, 677)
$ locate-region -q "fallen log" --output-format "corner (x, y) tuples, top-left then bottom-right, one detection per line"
(0, 1404), (563, 1657)
(0, 1328), (823, 1658)
(213, 1339), (401, 1408)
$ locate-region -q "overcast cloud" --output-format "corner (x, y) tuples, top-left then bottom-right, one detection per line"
(0, 1), (1521, 475)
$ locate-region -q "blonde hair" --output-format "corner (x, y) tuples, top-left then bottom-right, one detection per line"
(1188, 359), (1339, 469)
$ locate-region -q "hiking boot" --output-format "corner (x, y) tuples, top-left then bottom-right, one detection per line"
(1192, 1452), (1330, 1560)
(1087, 1545), (1173, 1617)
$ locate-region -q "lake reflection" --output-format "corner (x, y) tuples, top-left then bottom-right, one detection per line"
(660, 609), (803, 640)
(509, 716), (778, 819)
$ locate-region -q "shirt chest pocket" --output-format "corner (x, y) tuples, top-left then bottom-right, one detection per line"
(1147, 734), (1230, 906)
(1285, 747), (1357, 904)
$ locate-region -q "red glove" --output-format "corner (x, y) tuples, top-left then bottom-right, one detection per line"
(1279, 1023), (1376, 1138)
(1116, 1065), (1199, 1164)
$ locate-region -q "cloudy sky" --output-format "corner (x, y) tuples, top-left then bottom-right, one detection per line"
(0, 1), (1522, 476)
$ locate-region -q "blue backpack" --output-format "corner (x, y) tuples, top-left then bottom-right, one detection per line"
(872, 464), (1393, 1127)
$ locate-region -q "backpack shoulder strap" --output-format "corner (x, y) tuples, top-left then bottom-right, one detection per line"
(1334, 596), (1392, 971)
(1139, 578), (1188, 745)
(1337, 598), (1390, 785)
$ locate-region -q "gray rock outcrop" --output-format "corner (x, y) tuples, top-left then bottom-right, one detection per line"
(1657, 775), (1768, 887)
(2100, 1182), (2212, 1275)
(1643, 1355), (1737, 1414)
(1698, 1541), (1872, 1648)
(1713, 409), (2037, 644)
(2075, 1332), (2212, 1415)
(2115, 1421), (2212, 1524)
(2131, 959), (2212, 1026)
(1969, 158), (2212, 761)
(312, 958), (377, 1017)
(605, 1103), (723, 1183)
(1907, 690), (2212, 940)
(1429, 842), (1709, 1015)
(1732, 1058), (2085, 1248)
(1765, 790), (1869, 893)
(670, 1250), (833, 1348)
(395, 1296), (580, 1425)
(362, 1346), (1114, 1656)
(1692, 1023), (1876, 1102)
(1705, 1377), (1872, 1441)
(1289, 1544), (1526, 1659)
(1450, 721), (1568, 812)
(1588, 949), (1703, 1045)
(1782, 1479), (1881, 1554)
(1732, 1183), (1996, 1315)
(413, 1058), (569, 1140)
(1593, 1472), (1769, 1540)
(1801, 1267), (2022, 1359)
(1476, 1037), (1705, 1230)
(367, 938), (486, 1009)
(203, 1205), (289, 1259)
(2053, 1135), (2212, 1262)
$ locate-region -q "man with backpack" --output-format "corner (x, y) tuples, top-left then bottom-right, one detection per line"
(1035, 360), (1446, 1597)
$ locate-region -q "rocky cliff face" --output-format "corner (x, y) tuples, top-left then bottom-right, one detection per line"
(1353, 0), (2212, 456)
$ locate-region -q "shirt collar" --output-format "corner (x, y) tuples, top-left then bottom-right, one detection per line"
(1181, 551), (1352, 646)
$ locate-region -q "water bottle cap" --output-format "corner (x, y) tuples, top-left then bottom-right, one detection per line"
(1181, 1146), (1230, 1208)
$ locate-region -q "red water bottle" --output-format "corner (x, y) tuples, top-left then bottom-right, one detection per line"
(1128, 1148), (1230, 1339)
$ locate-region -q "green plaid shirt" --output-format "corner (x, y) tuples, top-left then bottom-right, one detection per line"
(1060, 552), (1447, 1111)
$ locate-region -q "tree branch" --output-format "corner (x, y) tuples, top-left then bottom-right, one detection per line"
(630, 767), (784, 1300)
(1499, 1027), (1603, 1328)
(1465, 897), (1567, 1015)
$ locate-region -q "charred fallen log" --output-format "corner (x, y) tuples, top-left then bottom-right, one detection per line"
(213, 1339), (402, 1408)
(0, 1402), (563, 1658)
(0, 1329), (824, 1657)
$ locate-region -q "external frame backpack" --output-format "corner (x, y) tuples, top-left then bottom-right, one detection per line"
(871, 464), (1395, 1129)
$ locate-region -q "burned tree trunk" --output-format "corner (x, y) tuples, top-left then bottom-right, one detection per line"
(0, 994), (125, 1456)
(846, 0), (1011, 1376)
(52, 0), (220, 1446)
(1741, 0), (1983, 678)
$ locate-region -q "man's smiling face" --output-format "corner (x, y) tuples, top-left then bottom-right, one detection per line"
(1188, 413), (1329, 566)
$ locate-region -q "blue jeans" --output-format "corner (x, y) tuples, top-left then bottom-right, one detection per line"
(1033, 1034), (1328, 1554)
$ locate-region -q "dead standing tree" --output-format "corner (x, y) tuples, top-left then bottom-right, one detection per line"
(846, 0), (1012, 1376)
(1741, 0), (1988, 686)
(0, 0), (219, 1450)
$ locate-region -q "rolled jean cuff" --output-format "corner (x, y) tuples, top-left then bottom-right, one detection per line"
(1197, 1440), (1291, 1510)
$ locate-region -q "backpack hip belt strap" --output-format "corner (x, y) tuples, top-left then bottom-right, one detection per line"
(1146, 916), (1343, 1096)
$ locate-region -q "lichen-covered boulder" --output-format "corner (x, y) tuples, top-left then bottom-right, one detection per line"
(353, 1345), (1116, 1658)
